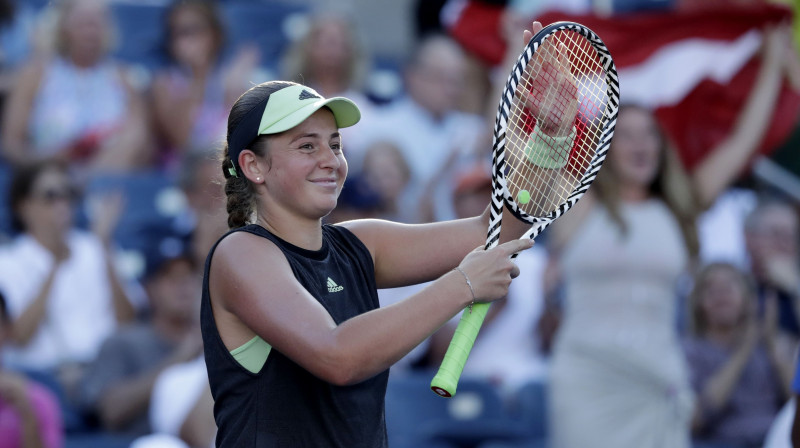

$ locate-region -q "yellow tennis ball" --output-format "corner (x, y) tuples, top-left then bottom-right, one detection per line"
(517, 189), (531, 204)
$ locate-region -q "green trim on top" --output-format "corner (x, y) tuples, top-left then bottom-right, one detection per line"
(230, 335), (272, 374)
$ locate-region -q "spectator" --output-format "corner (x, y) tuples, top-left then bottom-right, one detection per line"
(79, 242), (201, 438)
(684, 262), (794, 448)
(0, 289), (64, 448)
(149, 0), (258, 169)
(743, 197), (800, 338)
(358, 33), (485, 221)
(0, 0), (150, 178)
(358, 140), (412, 222)
(544, 24), (791, 448)
(0, 160), (135, 427)
(281, 11), (375, 168)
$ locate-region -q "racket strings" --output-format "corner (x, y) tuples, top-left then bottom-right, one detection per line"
(505, 30), (609, 217)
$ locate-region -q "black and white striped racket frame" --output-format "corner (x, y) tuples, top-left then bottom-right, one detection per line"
(485, 21), (620, 251)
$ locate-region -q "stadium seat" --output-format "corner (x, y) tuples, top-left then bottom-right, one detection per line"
(473, 381), (551, 448)
(385, 371), (526, 448)
(514, 381), (548, 440)
(109, 2), (169, 70)
(219, 0), (307, 73)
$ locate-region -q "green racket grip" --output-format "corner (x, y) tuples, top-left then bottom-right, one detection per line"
(430, 302), (490, 397)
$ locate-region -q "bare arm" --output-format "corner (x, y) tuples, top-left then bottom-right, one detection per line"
(92, 67), (152, 170)
(97, 367), (161, 430)
(91, 192), (135, 324)
(104, 249), (135, 324)
(1, 60), (44, 164)
(149, 72), (203, 150)
(0, 373), (44, 448)
(178, 384), (216, 448)
(696, 332), (758, 425)
(12, 264), (58, 346)
(210, 231), (531, 386)
(97, 333), (202, 430)
(343, 204), (530, 289)
(691, 27), (790, 210)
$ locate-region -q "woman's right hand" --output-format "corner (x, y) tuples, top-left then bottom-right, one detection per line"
(456, 238), (533, 302)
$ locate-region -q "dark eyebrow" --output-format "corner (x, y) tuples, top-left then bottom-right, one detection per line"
(290, 132), (341, 144)
(290, 133), (320, 144)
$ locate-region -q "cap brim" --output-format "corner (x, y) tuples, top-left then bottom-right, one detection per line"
(259, 97), (361, 135)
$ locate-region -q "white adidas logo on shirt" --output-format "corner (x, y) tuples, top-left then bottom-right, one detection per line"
(327, 277), (344, 293)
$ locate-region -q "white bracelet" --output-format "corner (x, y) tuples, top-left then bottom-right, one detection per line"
(454, 267), (477, 309)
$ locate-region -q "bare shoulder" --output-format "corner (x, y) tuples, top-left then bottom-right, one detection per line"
(13, 57), (45, 91)
(209, 231), (291, 309)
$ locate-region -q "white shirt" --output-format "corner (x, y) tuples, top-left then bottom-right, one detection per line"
(150, 356), (208, 437)
(358, 97), (486, 222)
(0, 231), (119, 370)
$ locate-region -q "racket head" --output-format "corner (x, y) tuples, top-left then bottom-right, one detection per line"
(490, 21), (619, 237)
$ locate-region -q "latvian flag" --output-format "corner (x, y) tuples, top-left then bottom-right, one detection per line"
(447, 2), (800, 173)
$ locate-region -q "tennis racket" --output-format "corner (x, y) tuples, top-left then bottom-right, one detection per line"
(430, 21), (619, 397)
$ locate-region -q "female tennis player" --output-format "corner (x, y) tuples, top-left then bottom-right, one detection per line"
(200, 23), (551, 448)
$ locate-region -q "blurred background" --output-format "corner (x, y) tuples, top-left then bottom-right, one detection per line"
(0, 0), (799, 447)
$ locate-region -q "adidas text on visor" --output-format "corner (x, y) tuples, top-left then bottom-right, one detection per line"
(227, 84), (361, 177)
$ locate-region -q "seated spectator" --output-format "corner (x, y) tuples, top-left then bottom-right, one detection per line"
(684, 262), (794, 448)
(280, 11), (374, 166)
(0, 160), (135, 427)
(79, 239), (201, 438)
(149, 0), (258, 169)
(359, 140), (412, 222)
(0, 0), (150, 178)
(0, 289), (63, 448)
(743, 197), (800, 338)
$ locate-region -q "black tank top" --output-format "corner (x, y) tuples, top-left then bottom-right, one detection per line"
(200, 224), (389, 448)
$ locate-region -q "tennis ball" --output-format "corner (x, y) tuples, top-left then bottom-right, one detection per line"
(517, 189), (531, 204)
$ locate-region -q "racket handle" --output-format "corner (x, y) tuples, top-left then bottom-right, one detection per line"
(430, 302), (490, 397)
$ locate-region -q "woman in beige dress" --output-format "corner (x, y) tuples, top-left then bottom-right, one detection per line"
(546, 26), (790, 446)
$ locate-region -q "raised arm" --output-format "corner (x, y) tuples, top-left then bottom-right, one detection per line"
(1, 60), (44, 164)
(209, 231), (532, 386)
(691, 26), (792, 210)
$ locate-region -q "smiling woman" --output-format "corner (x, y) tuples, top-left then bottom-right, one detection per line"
(200, 75), (537, 447)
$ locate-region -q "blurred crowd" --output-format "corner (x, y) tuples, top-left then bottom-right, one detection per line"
(0, 0), (799, 447)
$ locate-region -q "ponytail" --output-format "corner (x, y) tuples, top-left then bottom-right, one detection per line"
(221, 146), (255, 229)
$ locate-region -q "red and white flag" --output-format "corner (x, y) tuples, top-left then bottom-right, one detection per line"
(448, 2), (800, 171)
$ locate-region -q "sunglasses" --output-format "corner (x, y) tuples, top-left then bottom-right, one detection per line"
(30, 187), (78, 204)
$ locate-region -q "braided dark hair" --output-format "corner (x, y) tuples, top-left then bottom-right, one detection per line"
(221, 81), (295, 229)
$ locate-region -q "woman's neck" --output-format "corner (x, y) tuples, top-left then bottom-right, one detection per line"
(255, 212), (324, 251)
(312, 70), (347, 98)
(705, 325), (741, 348)
(618, 184), (650, 203)
(68, 51), (101, 69)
